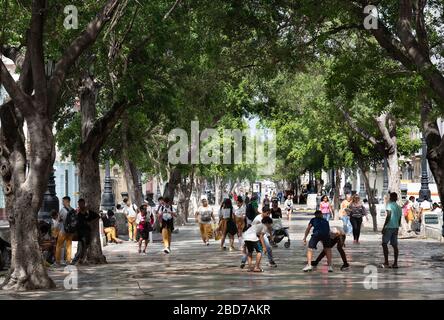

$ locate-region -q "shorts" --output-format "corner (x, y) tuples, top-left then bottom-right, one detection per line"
(382, 228), (398, 246)
(308, 234), (332, 250)
(245, 241), (263, 254)
(235, 216), (245, 231)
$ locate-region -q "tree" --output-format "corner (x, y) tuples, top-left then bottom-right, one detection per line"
(0, 0), (120, 290)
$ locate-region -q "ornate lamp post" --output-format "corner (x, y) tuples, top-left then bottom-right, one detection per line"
(38, 60), (58, 222)
(100, 160), (116, 211)
(418, 137), (431, 202)
(38, 169), (59, 223)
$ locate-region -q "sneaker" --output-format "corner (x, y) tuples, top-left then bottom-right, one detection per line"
(163, 248), (169, 254)
(340, 263), (350, 271)
(328, 266), (334, 273)
(229, 246), (235, 252)
(303, 264), (313, 272)
(240, 262), (246, 269)
(311, 260), (319, 267)
(206, 242), (210, 246)
(269, 261), (277, 268)
(138, 249), (142, 254)
(221, 246), (227, 251)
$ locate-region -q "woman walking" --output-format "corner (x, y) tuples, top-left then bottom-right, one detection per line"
(195, 198), (216, 245)
(319, 195), (334, 221)
(339, 194), (352, 235)
(234, 196), (246, 247)
(219, 198), (236, 251)
(345, 194), (368, 244)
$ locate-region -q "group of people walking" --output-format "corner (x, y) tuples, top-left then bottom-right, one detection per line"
(193, 191), (407, 273)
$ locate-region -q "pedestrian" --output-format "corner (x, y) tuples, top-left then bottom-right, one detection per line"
(71, 199), (99, 265)
(381, 192), (402, 269)
(54, 196), (75, 266)
(195, 198), (216, 246)
(263, 194), (271, 210)
(219, 198), (236, 251)
(319, 195), (334, 221)
(137, 205), (151, 254)
(242, 216), (273, 272)
(270, 200), (282, 219)
(51, 210), (60, 239)
(240, 206), (277, 268)
(244, 192), (250, 206)
(339, 194), (352, 235)
(284, 195), (293, 219)
(158, 197), (177, 254)
(402, 196), (416, 232)
(302, 210), (333, 272)
(123, 198), (138, 242)
(345, 194), (368, 244)
(234, 196), (246, 247)
(311, 227), (349, 271)
(245, 194), (259, 228)
(102, 210), (123, 244)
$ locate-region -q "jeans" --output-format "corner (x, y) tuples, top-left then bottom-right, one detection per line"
(350, 216), (363, 241)
(241, 235), (273, 264)
(72, 232), (91, 263)
(342, 216), (353, 235)
(323, 213), (331, 221)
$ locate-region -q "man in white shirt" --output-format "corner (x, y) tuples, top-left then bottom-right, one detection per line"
(123, 198), (138, 241)
(241, 206), (277, 268)
(242, 216), (273, 272)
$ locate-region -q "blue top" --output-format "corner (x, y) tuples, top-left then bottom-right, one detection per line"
(385, 202), (402, 229)
(309, 217), (330, 237)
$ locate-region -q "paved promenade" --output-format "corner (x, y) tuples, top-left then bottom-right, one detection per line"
(1, 210), (443, 299)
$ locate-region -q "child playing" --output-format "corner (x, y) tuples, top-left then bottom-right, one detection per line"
(242, 216), (273, 272)
(302, 210), (333, 272)
(137, 206), (150, 255)
(311, 227), (349, 271)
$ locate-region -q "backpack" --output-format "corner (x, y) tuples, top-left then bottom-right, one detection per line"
(246, 202), (256, 221)
(64, 208), (79, 234)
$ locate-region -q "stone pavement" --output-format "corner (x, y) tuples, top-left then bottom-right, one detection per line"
(1, 210), (444, 300)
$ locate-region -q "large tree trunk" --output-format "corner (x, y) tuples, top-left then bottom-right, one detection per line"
(386, 150), (400, 195)
(177, 170), (194, 223)
(357, 162), (378, 232)
(0, 105), (55, 290)
(163, 167), (181, 200)
(78, 152), (106, 264)
(78, 73), (106, 264)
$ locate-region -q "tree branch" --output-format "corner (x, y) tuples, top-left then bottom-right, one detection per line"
(338, 106), (381, 147)
(29, 0), (47, 108)
(80, 99), (130, 155)
(48, 0), (121, 116)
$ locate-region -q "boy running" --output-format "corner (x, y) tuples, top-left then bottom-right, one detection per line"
(302, 210), (333, 272)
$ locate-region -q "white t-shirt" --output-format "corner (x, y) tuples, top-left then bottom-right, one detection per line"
(220, 208), (232, 219)
(234, 205), (246, 218)
(243, 223), (266, 242)
(252, 214), (264, 225)
(124, 204), (137, 218)
(161, 205), (174, 221)
(284, 199), (293, 209)
(198, 206), (213, 224)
